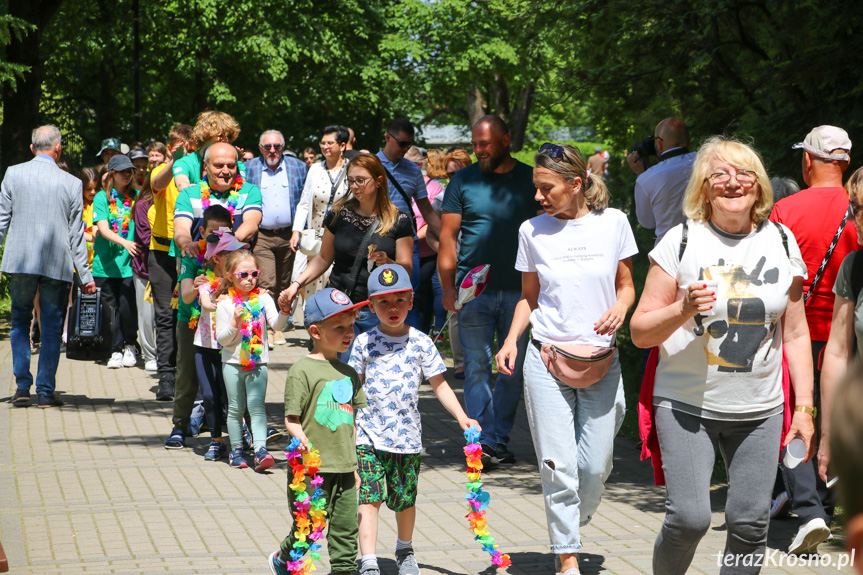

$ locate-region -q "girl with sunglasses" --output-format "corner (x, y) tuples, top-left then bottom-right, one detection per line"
(215, 249), (290, 470)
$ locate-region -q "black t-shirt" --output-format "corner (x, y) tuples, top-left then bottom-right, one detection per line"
(324, 208), (413, 302)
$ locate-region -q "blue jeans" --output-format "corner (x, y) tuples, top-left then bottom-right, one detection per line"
(458, 290), (528, 447)
(339, 306), (380, 362)
(10, 274), (70, 399)
(523, 343), (625, 553)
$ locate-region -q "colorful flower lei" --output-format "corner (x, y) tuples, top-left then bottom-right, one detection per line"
(107, 188), (134, 236)
(188, 269), (221, 330)
(229, 287), (264, 371)
(200, 173), (245, 216)
(284, 437), (328, 575)
(464, 426), (512, 570)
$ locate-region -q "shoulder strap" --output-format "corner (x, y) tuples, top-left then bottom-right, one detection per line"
(383, 167), (418, 234)
(678, 220), (689, 261)
(851, 250), (863, 303)
(323, 160), (347, 210)
(345, 216), (380, 299)
(771, 221), (790, 258)
(805, 204), (852, 305)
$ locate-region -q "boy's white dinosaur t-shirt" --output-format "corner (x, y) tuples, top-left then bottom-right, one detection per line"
(349, 326), (446, 454)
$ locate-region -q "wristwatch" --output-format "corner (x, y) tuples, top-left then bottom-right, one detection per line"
(794, 406), (817, 418)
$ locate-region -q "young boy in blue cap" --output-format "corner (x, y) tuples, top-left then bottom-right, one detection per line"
(349, 264), (478, 575)
(269, 288), (369, 575)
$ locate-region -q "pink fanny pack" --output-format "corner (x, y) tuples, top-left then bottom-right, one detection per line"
(533, 339), (616, 388)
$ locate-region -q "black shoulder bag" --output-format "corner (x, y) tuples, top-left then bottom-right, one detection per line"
(341, 216), (380, 301)
(383, 168), (418, 234)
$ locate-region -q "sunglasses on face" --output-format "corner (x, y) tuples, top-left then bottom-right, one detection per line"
(262, 144), (283, 151)
(538, 142), (566, 162)
(387, 132), (413, 148)
(233, 269), (261, 279)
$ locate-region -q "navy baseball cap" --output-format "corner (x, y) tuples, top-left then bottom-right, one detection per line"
(304, 288), (368, 326)
(106, 154), (136, 172)
(368, 264), (413, 297)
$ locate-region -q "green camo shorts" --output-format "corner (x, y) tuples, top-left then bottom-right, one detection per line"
(356, 445), (421, 512)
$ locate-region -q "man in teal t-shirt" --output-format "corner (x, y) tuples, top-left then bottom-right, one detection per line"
(173, 142), (262, 258)
(439, 115), (539, 466)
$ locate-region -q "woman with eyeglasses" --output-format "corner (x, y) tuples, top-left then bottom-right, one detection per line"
(630, 137), (816, 574)
(290, 126), (352, 303)
(816, 166), (863, 487)
(281, 153), (413, 353)
(493, 143), (635, 575)
(92, 154), (141, 369)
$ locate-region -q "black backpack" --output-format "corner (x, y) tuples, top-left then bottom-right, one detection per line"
(66, 283), (114, 361)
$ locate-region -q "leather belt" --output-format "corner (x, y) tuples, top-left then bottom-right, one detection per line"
(259, 227), (292, 235)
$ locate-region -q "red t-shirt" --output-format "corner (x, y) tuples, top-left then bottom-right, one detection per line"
(770, 186), (858, 341)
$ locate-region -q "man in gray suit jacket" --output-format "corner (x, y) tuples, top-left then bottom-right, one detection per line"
(0, 125), (96, 407)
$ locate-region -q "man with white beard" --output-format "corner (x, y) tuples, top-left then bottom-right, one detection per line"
(244, 129), (307, 345)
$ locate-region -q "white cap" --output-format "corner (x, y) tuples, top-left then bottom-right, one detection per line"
(792, 125), (851, 161)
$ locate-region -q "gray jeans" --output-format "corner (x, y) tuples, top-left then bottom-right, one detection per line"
(653, 407), (782, 575)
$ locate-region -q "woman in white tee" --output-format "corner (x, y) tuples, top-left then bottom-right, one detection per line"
(630, 137), (816, 574)
(496, 143), (637, 575)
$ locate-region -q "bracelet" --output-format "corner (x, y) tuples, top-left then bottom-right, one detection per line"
(292, 280), (301, 288)
(794, 405), (817, 418)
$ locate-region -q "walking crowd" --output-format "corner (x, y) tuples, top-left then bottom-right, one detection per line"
(2, 110), (863, 575)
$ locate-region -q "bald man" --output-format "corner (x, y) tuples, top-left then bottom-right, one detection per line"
(627, 117), (696, 245)
(439, 115), (541, 467)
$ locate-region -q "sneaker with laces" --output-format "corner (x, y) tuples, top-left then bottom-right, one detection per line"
(230, 448), (249, 469)
(268, 551), (289, 575)
(122, 345), (137, 367)
(155, 374), (174, 401)
(395, 546), (421, 575)
(495, 444), (516, 464)
(266, 427), (284, 444)
(107, 352), (124, 369)
(204, 440), (227, 461)
(144, 359), (158, 371)
(788, 517), (831, 555)
(480, 444), (500, 470)
(770, 491), (790, 519)
(242, 422), (253, 451)
(359, 563), (381, 575)
(254, 447), (275, 471)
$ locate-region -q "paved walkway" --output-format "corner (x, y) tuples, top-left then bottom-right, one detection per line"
(0, 332), (853, 574)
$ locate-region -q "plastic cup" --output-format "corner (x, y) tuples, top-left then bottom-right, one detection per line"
(783, 437), (807, 469)
(701, 280), (719, 316)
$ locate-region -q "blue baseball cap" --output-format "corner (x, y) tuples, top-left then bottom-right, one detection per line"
(304, 288), (368, 326)
(368, 264), (413, 297)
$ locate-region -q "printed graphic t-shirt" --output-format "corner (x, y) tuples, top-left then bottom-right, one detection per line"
(348, 327), (447, 454)
(284, 356), (368, 473)
(649, 219), (807, 418)
(516, 209), (638, 346)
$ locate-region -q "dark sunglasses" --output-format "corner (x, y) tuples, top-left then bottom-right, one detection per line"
(262, 143), (284, 151)
(387, 132), (413, 149)
(538, 142), (566, 162)
(233, 269), (261, 279)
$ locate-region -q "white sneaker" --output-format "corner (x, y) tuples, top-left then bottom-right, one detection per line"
(122, 345), (137, 367)
(144, 359), (158, 371)
(788, 517), (831, 555)
(107, 352), (123, 369)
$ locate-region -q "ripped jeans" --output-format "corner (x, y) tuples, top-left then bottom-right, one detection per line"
(523, 343), (626, 553)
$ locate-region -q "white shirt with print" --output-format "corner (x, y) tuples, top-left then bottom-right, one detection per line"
(349, 327), (447, 454)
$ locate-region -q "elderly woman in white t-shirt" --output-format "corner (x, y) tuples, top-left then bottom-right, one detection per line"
(496, 143), (636, 575)
(630, 136), (816, 575)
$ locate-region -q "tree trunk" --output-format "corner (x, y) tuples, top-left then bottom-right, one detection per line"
(492, 73), (510, 123)
(0, 0), (65, 171)
(465, 85), (486, 129)
(509, 82), (535, 153)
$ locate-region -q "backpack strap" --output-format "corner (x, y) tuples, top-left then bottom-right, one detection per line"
(851, 250), (863, 304)
(771, 221), (790, 258)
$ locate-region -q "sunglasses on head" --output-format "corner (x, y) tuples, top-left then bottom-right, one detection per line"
(387, 132), (413, 148)
(233, 269), (261, 279)
(538, 142), (567, 162)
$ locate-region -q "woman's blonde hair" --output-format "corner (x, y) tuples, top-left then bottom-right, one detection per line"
(845, 166), (863, 203)
(190, 111), (240, 150)
(534, 143), (609, 210)
(333, 153), (400, 235)
(682, 136), (773, 223)
(426, 149), (448, 179)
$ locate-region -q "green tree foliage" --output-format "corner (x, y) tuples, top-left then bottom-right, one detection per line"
(0, 14), (34, 91)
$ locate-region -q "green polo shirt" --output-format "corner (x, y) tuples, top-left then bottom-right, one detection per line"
(177, 255), (202, 323)
(171, 181), (262, 256)
(91, 189), (137, 279)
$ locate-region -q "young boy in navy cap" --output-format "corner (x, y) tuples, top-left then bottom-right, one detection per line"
(349, 264), (478, 575)
(269, 287), (369, 575)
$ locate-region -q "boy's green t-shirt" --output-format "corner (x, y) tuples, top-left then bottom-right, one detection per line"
(176, 254), (202, 323)
(284, 356), (367, 473)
